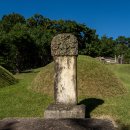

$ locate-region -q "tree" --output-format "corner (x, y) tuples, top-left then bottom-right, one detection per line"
(115, 36), (130, 63)
(8, 23), (39, 72)
(1, 13), (25, 32)
(0, 13), (108, 72)
(99, 35), (115, 57)
(26, 14), (51, 28)
(0, 31), (17, 71)
(124, 48), (130, 63)
(29, 26), (53, 66)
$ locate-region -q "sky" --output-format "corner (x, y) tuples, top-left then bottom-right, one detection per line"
(0, 0), (130, 38)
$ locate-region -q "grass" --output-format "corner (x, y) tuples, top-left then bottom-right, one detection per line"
(0, 68), (52, 118)
(0, 55), (130, 127)
(105, 64), (130, 125)
(0, 66), (17, 88)
(30, 55), (126, 98)
(87, 63), (130, 126)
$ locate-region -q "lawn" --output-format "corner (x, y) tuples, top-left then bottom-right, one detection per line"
(0, 68), (52, 118)
(0, 56), (130, 128)
(87, 64), (130, 127)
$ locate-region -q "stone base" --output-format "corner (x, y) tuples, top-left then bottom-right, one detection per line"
(44, 104), (86, 119)
(0, 118), (116, 130)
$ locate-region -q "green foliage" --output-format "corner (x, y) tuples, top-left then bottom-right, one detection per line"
(1, 13), (130, 73)
(29, 26), (53, 66)
(124, 48), (130, 63)
(115, 36), (130, 63)
(9, 24), (39, 71)
(115, 43), (128, 56)
(99, 35), (115, 57)
(0, 32), (17, 71)
(1, 13), (25, 32)
(26, 14), (51, 28)
(0, 13), (98, 72)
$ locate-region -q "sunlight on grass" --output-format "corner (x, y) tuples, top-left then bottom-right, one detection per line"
(88, 64), (130, 125)
(0, 57), (130, 127)
(30, 56), (126, 98)
(0, 68), (52, 118)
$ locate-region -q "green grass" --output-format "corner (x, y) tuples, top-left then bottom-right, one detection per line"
(105, 64), (130, 124)
(30, 55), (126, 97)
(0, 66), (17, 88)
(0, 68), (52, 118)
(0, 55), (130, 127)
(87, 64), (130, 126)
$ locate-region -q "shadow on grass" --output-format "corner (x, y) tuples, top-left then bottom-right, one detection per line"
(78, 98), (104, 118)
(78, 98), (130, 130)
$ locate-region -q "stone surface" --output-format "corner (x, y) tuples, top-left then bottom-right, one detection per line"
(51, 33), (78, 56)
(44, 33), (80, 119)
(44, 104), (85, 119)
(0, 118), (116, 130)
(54, 56), (77, 104)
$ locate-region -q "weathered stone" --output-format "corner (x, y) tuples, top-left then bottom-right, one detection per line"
(44, 104), (85, 119)
(0, 118), (116, 130)
(54, 56), (77, 105)
(51, 33), (78, 56)
(44, 33), (85, 119)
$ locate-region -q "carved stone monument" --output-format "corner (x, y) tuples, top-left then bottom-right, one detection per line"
(44, 33), (85, 118)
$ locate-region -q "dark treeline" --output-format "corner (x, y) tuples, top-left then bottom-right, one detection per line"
(0, 13), (130, 73)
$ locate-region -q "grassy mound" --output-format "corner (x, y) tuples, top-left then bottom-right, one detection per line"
(30, 55), (127, 98)
(0, 66), (17, 88)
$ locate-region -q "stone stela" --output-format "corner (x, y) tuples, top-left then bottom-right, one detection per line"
(0, 33), (115, 130)
(44, 33), (85, 119)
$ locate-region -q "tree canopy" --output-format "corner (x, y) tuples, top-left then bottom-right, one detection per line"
(0, 13), (130, 72)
